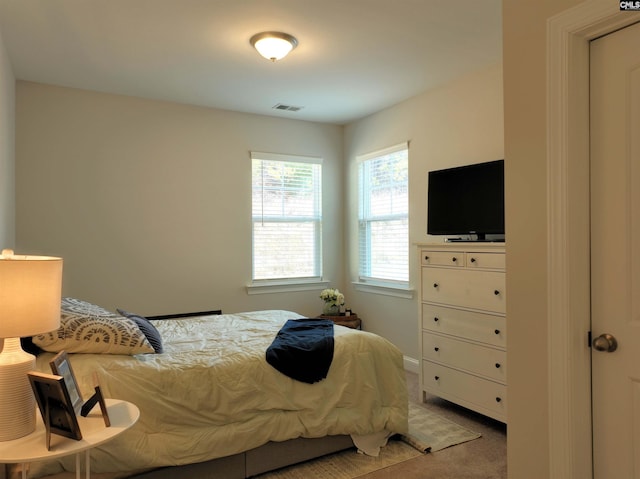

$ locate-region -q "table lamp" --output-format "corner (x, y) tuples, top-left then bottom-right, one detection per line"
(0, 249), (62, 441)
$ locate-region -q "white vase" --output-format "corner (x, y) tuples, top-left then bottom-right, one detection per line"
(323, 303), (340, 315)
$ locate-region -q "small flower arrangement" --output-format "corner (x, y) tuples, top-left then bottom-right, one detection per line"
(320, 288), (345, 306)
(320, 288), (345, 315)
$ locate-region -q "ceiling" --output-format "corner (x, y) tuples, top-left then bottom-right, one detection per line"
(0, 0), (502, 125)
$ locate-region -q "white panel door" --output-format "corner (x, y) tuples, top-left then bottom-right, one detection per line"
(590, 20), (640, 478)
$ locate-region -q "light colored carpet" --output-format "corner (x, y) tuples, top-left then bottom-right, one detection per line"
(255, 403), (481, 479)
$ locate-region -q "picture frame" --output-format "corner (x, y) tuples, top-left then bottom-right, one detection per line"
(81, 372), (111, 427)
(49, 350), (83, 414)
(28, 371), (83, 450)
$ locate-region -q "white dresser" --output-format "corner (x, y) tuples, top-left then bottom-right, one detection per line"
(418, 243), (506, 422)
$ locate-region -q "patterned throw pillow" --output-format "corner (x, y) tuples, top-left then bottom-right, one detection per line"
(32, 298), (154, 355)
(59, 297), (115, 317)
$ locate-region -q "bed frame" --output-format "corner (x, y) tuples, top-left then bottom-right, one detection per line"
(129, 435), (355, 478)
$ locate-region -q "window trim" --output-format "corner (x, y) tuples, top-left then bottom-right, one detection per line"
(356, 142), (410, 288)
(246, 279), (330, 295)
(356, 142), (408, 164)
(352, 280), (414, 299)
(250, 151), (323, 286)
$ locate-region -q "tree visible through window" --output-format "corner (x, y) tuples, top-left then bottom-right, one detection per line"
(358, 144), (409, 286)
(251, 152), (322, 281)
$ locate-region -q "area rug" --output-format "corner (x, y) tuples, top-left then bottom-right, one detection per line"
(255, 403), (481, 479)
(401, 402), (482, 452)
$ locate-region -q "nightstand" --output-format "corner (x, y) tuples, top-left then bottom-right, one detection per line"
(0, 399), (139, 479)
(317, 314), (362, 330)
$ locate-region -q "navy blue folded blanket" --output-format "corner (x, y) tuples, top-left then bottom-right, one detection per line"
(266, 319), (335, 384)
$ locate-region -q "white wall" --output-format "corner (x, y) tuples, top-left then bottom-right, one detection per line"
(15, 64), (504, 345)
(344, 63), (504, 362)
(15, 82), (343, 317)
(15, 65), (504, 362)
(502, 1), (583, 477)
(0, 26), (15, 249)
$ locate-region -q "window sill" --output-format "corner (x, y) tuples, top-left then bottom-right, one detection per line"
(246, 279), (330, 295)
(352, 281), (414, 299)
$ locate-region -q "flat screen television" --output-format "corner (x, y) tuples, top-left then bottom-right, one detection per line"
(427, 159), (504, 241)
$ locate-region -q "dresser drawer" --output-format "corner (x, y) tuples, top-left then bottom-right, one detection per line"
(422, 268), (506, 313)
(422, 304), (506, 347)
(466, 252), (505, 270)
(421, 250), (464, 267)
(422, 332), (506, 382)
(422, 361), (507, 421)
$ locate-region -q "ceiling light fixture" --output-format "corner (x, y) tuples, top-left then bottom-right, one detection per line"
(250, 32), (298, 62)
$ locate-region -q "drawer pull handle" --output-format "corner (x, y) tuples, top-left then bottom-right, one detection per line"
(494, 329), (501, 335)
(433, 283), (439, 288)
(470, 257), (476, 263)
(424, 255), (430, 261)
(496, 397), (502, 403)
(452, 257), (457, 262)
(495, 363), (501, 369)
(434, 317), (439, 322)
(434, 347), (440, 352)
(494, 290), (500, 296)
(434, 376), (440, 381)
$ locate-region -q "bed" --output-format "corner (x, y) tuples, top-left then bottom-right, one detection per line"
(9, 298), (408, 479)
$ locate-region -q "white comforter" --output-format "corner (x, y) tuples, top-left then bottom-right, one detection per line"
(31, 310), (408, 477)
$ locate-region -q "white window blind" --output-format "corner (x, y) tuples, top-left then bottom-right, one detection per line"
(358, 143), (409, 285)
(251, 152), (322, 281)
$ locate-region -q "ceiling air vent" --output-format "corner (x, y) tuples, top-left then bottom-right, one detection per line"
(273, 103), (303, 112)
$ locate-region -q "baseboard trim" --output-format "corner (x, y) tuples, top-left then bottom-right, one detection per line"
(403, 356), (419, 374)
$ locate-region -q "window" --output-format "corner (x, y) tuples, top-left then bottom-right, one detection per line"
(251, 152), (322, 282)
(358, 143), (409, 288)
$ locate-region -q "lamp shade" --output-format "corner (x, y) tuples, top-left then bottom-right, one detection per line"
(0, 250), (62, 441)
(0, 250), (62, 338)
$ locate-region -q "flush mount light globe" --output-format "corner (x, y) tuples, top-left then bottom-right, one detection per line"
(250, 31), (298, 62)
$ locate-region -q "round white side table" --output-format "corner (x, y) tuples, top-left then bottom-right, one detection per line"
(0, 399), (139, 479)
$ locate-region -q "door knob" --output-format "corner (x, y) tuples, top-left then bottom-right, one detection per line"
(592, 333), (618, 353)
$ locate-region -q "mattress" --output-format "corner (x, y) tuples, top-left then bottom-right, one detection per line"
(28, 310), (408, 478)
